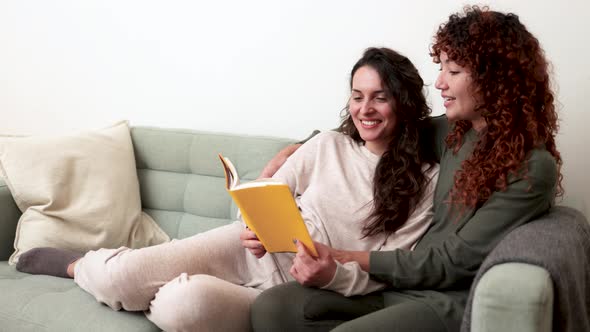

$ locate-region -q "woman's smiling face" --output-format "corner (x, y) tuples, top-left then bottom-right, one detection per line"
(435, 52), (486, 131)
(349, 65), (397, 155)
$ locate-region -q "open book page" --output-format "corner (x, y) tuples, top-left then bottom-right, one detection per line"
(219, 154), (285, 189)
(218, 153), (318, 256)
(218, 154), (239, 189)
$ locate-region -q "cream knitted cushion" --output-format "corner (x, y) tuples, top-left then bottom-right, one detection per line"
(0, 121), (169, 265)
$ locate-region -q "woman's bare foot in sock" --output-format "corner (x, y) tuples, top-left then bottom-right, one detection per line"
(16, 247), (83, 279)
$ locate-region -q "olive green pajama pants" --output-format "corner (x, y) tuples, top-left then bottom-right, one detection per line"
(251, 281), (447, 332)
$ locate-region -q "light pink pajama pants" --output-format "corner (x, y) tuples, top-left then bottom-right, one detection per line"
(73, 221), (292, 332)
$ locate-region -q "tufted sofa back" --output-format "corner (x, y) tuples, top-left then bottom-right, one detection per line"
(130, 127), (295, 239)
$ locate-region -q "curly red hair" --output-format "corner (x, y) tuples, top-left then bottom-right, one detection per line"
(431, 6), (563, 208)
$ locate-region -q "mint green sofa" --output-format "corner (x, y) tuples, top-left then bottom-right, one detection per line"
(0, 124), (586, 331)
(0, 126), (295, 331)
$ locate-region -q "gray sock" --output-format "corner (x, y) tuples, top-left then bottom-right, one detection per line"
(16, 247), (82, 278)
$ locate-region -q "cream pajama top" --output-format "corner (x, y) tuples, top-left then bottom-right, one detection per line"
(271, 131), (439, 296)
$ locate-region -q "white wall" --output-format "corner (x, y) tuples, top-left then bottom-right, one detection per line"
(1, 0), (588, 217)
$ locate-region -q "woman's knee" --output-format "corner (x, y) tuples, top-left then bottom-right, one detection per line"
(148, 274), (256, 332)
(251, 281), (314, 332)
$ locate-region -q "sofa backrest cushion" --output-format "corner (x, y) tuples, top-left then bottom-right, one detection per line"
(130, 127), (295, 239)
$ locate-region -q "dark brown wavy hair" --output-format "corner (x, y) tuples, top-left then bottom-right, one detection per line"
(339, 47), (435, 237)
(431, 6), (563, 208)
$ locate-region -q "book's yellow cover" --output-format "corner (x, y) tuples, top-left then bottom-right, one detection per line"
(218, 153), (317, 256)
(229, 184), (317, 256)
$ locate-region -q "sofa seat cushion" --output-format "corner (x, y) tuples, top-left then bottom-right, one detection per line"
(0, 262), (161, 332)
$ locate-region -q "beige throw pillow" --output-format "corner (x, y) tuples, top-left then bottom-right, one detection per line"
(0, 121), (170, 265)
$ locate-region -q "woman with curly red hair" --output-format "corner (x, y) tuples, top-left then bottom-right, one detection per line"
(432, 7), (562, 211)
(251, 6), (562, 332)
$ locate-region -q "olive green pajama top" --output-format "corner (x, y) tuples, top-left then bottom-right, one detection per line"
(370, 127), (558, 331)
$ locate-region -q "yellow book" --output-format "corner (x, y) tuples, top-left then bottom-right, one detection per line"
(218, 154), (318, 256)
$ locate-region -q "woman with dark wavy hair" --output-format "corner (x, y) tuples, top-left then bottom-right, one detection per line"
(242, 46), (439, 291)
(15, 47), (438, 331)
(339, 47), (436, 238)
(252, 6), (562, 332)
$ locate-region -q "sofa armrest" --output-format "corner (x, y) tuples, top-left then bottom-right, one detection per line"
(462, 206), (590, 332)
(0, 178), (20, 261)
(471, 262), (553, 332)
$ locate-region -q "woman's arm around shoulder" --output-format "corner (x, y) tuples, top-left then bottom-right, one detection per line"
(258, 129), (322, 179)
